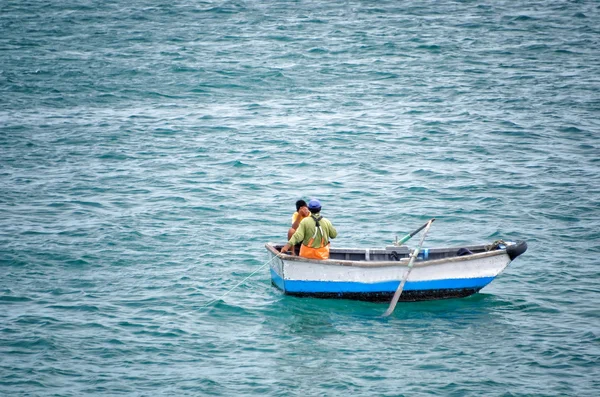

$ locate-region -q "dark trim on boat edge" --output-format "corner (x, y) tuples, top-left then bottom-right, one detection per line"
(272, 284), (482, 302)
(506, 240), (527, 261)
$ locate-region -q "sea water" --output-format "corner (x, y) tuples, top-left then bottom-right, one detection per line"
(1, 1), (599, 395)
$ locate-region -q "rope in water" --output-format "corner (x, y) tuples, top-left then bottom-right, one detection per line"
(201, 254), (279, 308)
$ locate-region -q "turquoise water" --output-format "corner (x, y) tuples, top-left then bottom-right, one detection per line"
(1, 0), (599, 395)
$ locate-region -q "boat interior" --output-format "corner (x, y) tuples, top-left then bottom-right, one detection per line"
(272, 243), (495, 262)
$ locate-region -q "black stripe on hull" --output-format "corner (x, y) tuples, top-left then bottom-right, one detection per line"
(273, 284), (482, 302)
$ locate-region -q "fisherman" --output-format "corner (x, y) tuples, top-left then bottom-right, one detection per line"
(280, 198), (337, 260)
(288, 199), (310, 255)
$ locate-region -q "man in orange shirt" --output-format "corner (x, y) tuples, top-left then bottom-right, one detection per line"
(288, 200), (310, 255)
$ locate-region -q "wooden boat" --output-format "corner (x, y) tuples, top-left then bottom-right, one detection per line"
(265, 240), (527, 302)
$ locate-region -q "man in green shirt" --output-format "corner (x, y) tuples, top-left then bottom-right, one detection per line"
(280, 199), (337, 260)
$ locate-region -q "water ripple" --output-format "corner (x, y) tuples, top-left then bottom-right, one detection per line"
(1, 0), (600, 396)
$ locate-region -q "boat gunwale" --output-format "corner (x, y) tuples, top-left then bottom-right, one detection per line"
(264, 242), (507, 269)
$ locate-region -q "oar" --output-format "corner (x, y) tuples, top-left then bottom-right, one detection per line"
(395, 218), (435, 247)
(383, 218), (435, 317)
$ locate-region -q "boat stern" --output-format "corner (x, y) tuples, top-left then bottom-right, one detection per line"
(266, 243), (286, 292)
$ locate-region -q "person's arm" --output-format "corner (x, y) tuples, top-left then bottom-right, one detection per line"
(328, 220), (337, 239)
(281, 221), (306, 253)
(287, 217), (302, 240)
(280, 242), (292, 254)
(291, 217), (302, 232)
(287, 207), (310, 241)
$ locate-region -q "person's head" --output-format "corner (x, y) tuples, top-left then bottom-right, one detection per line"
(308, 198), (322, 214)
(295, 199), (307, 211)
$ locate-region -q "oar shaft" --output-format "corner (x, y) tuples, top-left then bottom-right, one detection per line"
(396, 218), (435, 246)
(383, 219), (434, 317)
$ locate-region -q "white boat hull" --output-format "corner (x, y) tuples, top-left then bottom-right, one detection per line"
(265, 241), (526, 301)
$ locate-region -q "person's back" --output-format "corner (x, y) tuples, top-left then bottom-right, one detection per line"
(281, 199), (337, 260)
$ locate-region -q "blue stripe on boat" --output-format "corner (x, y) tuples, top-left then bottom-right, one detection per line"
(270, 268), (285, 291)
(275, 276), (495, 294)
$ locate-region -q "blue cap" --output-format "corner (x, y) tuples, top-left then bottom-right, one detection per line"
(308, 198), (321, 211)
